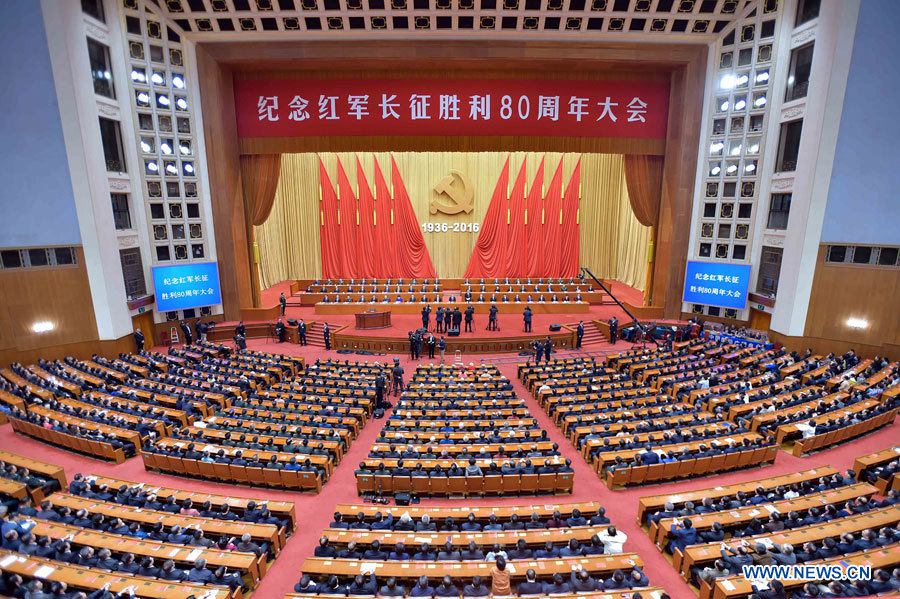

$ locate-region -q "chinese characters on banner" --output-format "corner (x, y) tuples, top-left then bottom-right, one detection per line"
(234, 79), (669, 139)
(151, 262), (223, 312)
(682, 261), (752, 311)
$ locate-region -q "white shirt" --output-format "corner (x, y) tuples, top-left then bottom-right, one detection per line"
(598, 530), (628, 554)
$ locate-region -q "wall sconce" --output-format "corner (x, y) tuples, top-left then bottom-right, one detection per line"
(845, 317), (869, 329)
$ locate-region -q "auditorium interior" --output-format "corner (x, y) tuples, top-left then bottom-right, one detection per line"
(0, 0), (899, 597)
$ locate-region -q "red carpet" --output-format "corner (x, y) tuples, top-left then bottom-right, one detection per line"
(3, 336), (897, 599)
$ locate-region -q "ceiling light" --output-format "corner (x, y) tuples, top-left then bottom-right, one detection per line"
(726, 164), (738, 174)
(165, 164), (178, 174)
(744, 163), (756, 172)
(756, 71), (769, 83)
(754, 96), (767, 107)
(140, 141), (151, 153)
(136, 92), (149, 104)
(846, 317), (869, 329)
(179, 144), (190, 155)
(710, 166), (721, 175)
(719, 100), (730, 111)
(160, 143), (172, 155)
(157, 95), (170, 106)
(151, 72), (164, 85)
(172, 75), (185, 89)
(736, 74), (749, 86)
(131, 70), (145, 82)
(730, 145), (742, 156)
(749, 143), (760, 153)
(147, 161), (159, 172)
(184, 163), (195, 174)
(734, 99), (746, 110)
(176, 98), (188, 110)
(720, 75), (736, 90)
(31, 321), (54, 333)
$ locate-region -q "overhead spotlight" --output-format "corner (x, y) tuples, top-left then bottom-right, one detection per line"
(140, 140), (152, 153)
(179, 144), (190, 155)
(756, 71), (769, 83)
(754, 96), (767, 107)
(151, 72), (164, 85)
(147, 161), (159, 172)
(183, 163), (195, 174)
(710, 166), (722, 175)
(749, 143), (760, 153)
(736, 74), (749, 86)
(730, 145), (742, 156)
(172, 75), (185, 89)
(175, 98), (188, 110)
(846, 317), (869, 329)
(131, 70), (146, 82)
(720, 100), (730, 111)
(165, 163), (178, 175)
(726, 164), (738, 174)
(710, 142), (724, 153)
(31, 321), (54, 333)
(160, 142), (172, 155)
(720, 74), (736, 90)
(734, 99), (746, 110)
(136, 92), (150, 105)
(744, 163), (756, 172)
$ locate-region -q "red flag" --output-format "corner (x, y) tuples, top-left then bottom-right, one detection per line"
(540, 158), (565, 277)
(355, 156), (378, 278)
(560, 159), (581, 277)
(505, 159), (529, 276)
(390, 156), (437, 278)
(464, 157), (510, 277)
(335, 158), (359, 278)
(373, 158), (395, 278)
(318, 158), (344, 278)
(524, 157), (546, 277)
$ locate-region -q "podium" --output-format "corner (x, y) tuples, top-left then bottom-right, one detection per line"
(355, 310), (391, 329)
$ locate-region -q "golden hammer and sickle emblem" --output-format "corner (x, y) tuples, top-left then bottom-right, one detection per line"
(431, 170), (474, 215)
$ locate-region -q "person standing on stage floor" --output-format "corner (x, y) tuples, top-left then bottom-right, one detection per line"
(391, 359), (404, 396)
(452, 306), (462, 331)
(279, 292), (287, 316)
(233, 333), (246, 350)
(576, 321), (584, 348)
(443, 307), (452, 332)
(543, 336), (553, 362)
(180, 321), (193, 346)
(464, 305), (474, 332)
(435, 306), (444, 333)
(236, 321), (246, 338)
(533, 339), (543, 364)
(421, 305), (431, 331)
(275, 319), (286, 343)
(523, 306), (533, 332)
(408, 331), (416, 359)
(323, 323), (331, 350)
(427, 333), (436, 359)
(133, 329), (145, 352)
(488, 304), (499, 331)
(438, 336), (446, 364)
(194, 319), (205, 343)
(608, 317), (618, 345)
(297, 319), (307, 346)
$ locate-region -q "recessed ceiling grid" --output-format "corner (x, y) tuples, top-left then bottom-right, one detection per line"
(154, 0), (752, 39)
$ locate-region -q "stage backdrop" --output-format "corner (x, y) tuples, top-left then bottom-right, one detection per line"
(255, 152), (649, 288)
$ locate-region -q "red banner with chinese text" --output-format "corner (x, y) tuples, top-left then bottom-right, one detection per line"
(234, 78), (669, 139)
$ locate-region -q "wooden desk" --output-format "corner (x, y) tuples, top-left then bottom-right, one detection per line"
(637, 467), (838, 524)
(675, 505), (900, 579)
(651, 482), (877, 548)
(355, 310), (391, 329)
(706, 544), (900, 599)
(86, 475), (296, 530)
(0, 550), (233, 599)
(301, 554), (642, 582)
(0, 449), (67, 491)
(288, 590), (665, 599)
(334, 501), (602, 522)
(28, 520), (263, 586)
(48, 492), (284, 552)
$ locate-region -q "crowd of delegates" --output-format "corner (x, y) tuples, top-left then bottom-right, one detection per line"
(0, 461), (60, 512)
(861, 456), (900, 486)
(0, 505), (247, 593)
(356, 364), (577, 481)
(65, 474), (290, 532)
(5, 406), (138, 457)
(294, 563), (656, 597)
(309, 278), (444, 293)
(328, 507), (610, 531)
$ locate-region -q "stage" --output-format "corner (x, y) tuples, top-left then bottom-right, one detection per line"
(197, 279), (651, 354)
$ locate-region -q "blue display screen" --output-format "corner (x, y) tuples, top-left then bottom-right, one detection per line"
(152, 262), (222, 312)
(682, 261), (751, 310)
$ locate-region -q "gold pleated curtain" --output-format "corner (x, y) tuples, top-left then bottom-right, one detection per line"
(255, 152), (650, 291)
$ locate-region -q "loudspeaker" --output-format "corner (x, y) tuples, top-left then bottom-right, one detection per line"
(447, 327), (460, 337)
(287, 319), (298, 326)
(549, 324), (562, 332)
(394, 492), (411, 506)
